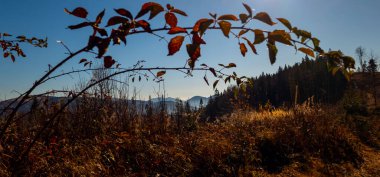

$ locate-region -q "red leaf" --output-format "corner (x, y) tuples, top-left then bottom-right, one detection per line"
(114, 8), (133, 20)
(3, 52), (9, 58)
(10, 54), (15, 62)
(95, 9), (106, 25)
(106, 16), (128, 27)
(168, 27), (187, 34)
(64, 7), (88, 18)
(104, 56), (115, 68)
(192, 33), (206, 45)
(171, 9), (188, 16)
(136, 20), (152, 32)
(186, 44), (201, 60)
(193, 19), (214, 36)
(168, 36), (185, 56)
(68, 22), (93, 30)
(165, 12), (177, 28)
(135, 2), (164, 20)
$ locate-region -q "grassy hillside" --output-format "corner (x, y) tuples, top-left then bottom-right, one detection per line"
(1, 101), (379, 176)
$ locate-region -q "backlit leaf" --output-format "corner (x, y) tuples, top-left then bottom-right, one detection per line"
(192, 33), (206, 45)
(186, 44), (201, 60)
(165, 12), (178, 27)
(240, 43), (248, 57)
(168, 36), (185, 56)
(277, 18), (292, 31)
(172, 9), (187, 16)
(64, 7), (88, 18)
(239, 13), (249, 24)
(298, 47), (315, 58)
(242, 37), (257, 55)
(193, 19), (214, 36)
(106, 16), (128, 27)
(95, 9), (105, 25)
(267, 43), (278, 64)
(156, 71), (166, 77)
(253, 29), (266, 44)
(254, 12), (276, 26)
(243, 3), (253, 17)
(217, 14), (239, 21)
(168, 27), (187, 34)
(68, 22), (93, 30)
(114, 8), (133, 20)
(136, 20), (152, 32)
(218, 21), (231, 38)
(104, 56), (115, 68)
(268, 30), (293, 46)
(135, 2), (164, 20)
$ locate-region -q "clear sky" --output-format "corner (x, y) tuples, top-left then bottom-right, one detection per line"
(0, 0), (379, 100)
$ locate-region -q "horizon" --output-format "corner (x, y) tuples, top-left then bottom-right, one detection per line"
(1, 0), (379, 100)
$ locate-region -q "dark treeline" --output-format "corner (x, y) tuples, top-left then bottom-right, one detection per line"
(203, 56), (348, 120)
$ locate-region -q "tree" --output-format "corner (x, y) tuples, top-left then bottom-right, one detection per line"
(356, 46), (366, 72)
(0, 2), (355, 164)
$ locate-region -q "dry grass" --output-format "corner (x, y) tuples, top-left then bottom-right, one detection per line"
(0, 102), (379, 176)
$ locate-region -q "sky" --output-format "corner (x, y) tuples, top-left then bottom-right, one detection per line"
(0, 0), (379, 100)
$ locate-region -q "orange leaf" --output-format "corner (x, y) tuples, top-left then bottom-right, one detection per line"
(240, 43), (247, 57)
(254, 12), (276, 26)
(217, 14), (239, 21)
(171, 9), (187, 16)
(168, 36), (185, 56)
(157, 71), (166, 77)
(298, 47), (315, 58)
(168, 27), (187, 34)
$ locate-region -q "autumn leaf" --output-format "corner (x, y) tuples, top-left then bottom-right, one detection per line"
(193, 19), (214, 36)
(218, 21), (231, 38)
(104, 56), (115, 68)
(171, 9), (187, 16)
(242, 37), (257, 55)
(68, 22), (93, 30)
(254, 12), (276, 26)
(136, 20), (152, 32)
(156, 71), (166, 77)
(168, 27), (187, 34)
(64, 7), (88, 18)
(253, 29), (266, 44)
(114, 8), (133, 20)
(243, 3), (253, 17)
(165, 12), (178, 27)
(192, 33), (206, 45)
(240, 43), (248, 57)
(277, 18), (292, 31)
(227, 63), (237, 68)
(217, 14), (239, 21)
(186, 44), (201, 60)
(268, 30), (293, 46)
(298, 47), (315, 58)
(135, 2), (164, 20)
(267, 43), (278, 64)
(168, 36), (185, 56)
(239, 13), (249, 24)
(95, 9), (105, 25)
(106, 16), (128, 27)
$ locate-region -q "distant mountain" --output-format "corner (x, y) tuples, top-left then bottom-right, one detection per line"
(187, 96), (209, 108)
(0, 95), (210, 115)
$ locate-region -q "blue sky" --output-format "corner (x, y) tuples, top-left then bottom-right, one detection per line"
(0, 0), (379, 100)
